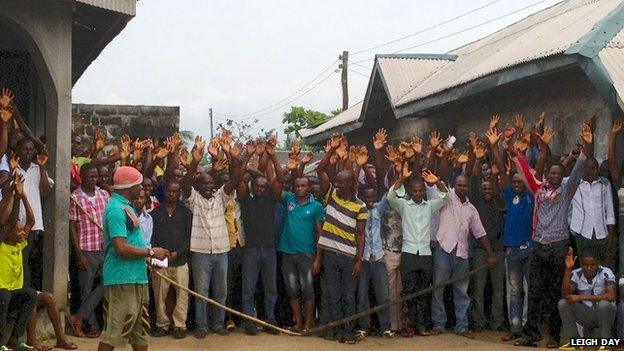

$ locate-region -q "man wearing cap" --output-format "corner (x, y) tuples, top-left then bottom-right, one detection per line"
(98, 166), (170, 351)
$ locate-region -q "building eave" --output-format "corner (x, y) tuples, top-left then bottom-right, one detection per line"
(303, 121), (363, 146)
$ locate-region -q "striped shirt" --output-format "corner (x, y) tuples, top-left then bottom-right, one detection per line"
(185, 186), (232, 254)
(516, 152), (585, 244)
(318, 186), (367, 257)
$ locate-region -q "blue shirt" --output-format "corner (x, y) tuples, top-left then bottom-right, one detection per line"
(363, 196), (388, 262)
(278, 192), (325, 255)
(502, 186), (534, 247)
(103, 192), (148, 286)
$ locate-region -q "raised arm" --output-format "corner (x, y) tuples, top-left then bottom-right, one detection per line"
(609, 120), (622, 188)
(267, 141), (285, 200)
(317, 134), (341, 195)
(35, 149), (52, 196)
(181, 136), (205, 198)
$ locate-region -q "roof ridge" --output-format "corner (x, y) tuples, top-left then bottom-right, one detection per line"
(565, 0), (624, 57)
(376, 53), (457, 61)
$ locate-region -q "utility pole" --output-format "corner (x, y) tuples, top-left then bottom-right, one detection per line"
(209, 108), (214, 139)
(339, 50), (349, 111)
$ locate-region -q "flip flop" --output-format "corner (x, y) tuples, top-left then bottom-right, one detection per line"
(55, 341), (77, 350)
(84, 330), (100, 339)
(64, 316), (84, 338)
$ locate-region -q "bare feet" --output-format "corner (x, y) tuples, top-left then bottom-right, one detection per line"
(55, 339), (78, 350)
(65, 315), (85, 338)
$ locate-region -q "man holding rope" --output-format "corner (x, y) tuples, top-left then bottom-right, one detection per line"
(97, 166), (170, 351)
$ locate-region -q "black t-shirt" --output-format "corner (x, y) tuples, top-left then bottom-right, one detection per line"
(240, 193), (276, 247)
(151, 205), (193, 266)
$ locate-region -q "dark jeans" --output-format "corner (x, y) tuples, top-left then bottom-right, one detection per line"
(357, 260), (391, 332)
(0, 287), (37, 345)
(574, 233), (615, 270)
(226, 247), (243, 323)
(472, 249), (505, 329)
(400, 252), (432, 332)
(78, 250), (105, 329)
(23, 230), (43, 290)
(242, 246), (277, 324)
(522, 240), (568, 342)
(323, 251), (358, 338)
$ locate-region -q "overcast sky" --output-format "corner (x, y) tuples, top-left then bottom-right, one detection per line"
(72, 0), (563, 138)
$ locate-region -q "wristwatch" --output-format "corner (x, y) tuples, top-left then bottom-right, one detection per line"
(148, 248), (155, 257)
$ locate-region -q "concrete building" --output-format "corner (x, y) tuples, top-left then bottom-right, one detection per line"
(0, 0), (136, 307)
(72, 103), (180, 145)
(302, 0), (624, 160)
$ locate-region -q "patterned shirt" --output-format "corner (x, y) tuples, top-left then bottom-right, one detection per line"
(516, 152), (585, 244)
(381, 188), (404, 252)
(185, 186), (232, 254)
(318, 186), (368, 257)
(69, 186), (110, 252)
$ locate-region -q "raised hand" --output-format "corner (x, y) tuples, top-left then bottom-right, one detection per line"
(336, 143), (348, 160)
(213, 157), (228, 172)
(329, 154), (338, 166)
(170, 132), (183, 148)
(0, 88), (14, 108)
(91, 129), (106, 152)
(155, 146), (170, 160)
(514, 138), (529, 153)
(373, 128), (388, 150)
(207, 138), (220, 158)
(537, 111), (546, 126)
(230, 142), (243, 159)
(580, 122), (593, 144)
(256, 140), (266, 155)
(468, 131), (478, 148)
(399, 141), (415, 159)
(564, 247), (577, 270)
(613, 120), (623, 135)
(485, 127), (502, 146)
(36, 148), (49, 166)
(290, 140), (301, 157)
(429, 131), (441, 148)
(393, 155), (405, 174)
(347, 145), (357, 164)
(180, 147), (191, 168)
(286, 154), (299, 171)
(245, 140), (257, 155)
(385, 145), (400, 163)
(120, 134), (131, 157)
(456, 150), (469, 164)
(301, 151), (313, 164)
(514, 114), (525, 129)
(13, 173), (24, 196)
(192, 136), (206, 162)
(266, 140), (276, 156)
(329, 133), (342, 149)
(9, 153), (19, 170)
(401, 161), (412, 179)
(356, 146), (369, 166)
(324, 139), (332, 153)
(219, 129), (232, 152)
(411, 137), (423, 155)
(421, 169), (439, 184)
(489, 114), (500, 129)
(474, 141), (487, 160)
(538, 126), (554, 146)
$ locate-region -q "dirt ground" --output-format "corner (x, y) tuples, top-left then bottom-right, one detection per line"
(62, 330), (548, 350)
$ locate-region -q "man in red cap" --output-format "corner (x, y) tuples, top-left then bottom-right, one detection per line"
(98, 166), (170, 351)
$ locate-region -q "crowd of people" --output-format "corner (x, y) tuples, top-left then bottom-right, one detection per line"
(0, 85), (623, 350)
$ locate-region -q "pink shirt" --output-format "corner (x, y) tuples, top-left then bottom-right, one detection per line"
(433, 187), (486, 259)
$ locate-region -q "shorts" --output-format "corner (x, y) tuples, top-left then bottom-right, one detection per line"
(281, 253), (314, 301)
(100, 284), (150, 348)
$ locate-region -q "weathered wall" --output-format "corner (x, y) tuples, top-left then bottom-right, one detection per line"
(72, 103), (180, 145)
(389, 67), (614, 160)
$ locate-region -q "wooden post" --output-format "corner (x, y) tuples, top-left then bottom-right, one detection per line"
(209, 107), (214, 139)
(339, 51), (349, 111)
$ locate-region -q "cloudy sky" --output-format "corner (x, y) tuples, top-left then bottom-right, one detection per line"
(72, 0), (563, 138)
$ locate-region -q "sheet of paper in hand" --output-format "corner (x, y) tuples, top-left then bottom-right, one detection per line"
(151, 257), (168, 268)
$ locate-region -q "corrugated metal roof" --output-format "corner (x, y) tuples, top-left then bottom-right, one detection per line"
(77, 0), (136, 15)
(299, 101), (363, 138)
(396, 0), (622, 107)
(599, 26), (624, 110)
(377, 55), (454, 104)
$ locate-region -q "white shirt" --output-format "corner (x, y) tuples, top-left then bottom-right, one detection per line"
(16, 163), (54, 231)
(571, 266), (616, 307)
(139, 210), (153, 247)
(185, 186), (232, 254)
(570, 177), (615, 240)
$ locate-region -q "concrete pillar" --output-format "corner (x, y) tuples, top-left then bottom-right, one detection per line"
(0, 0), (73, 307)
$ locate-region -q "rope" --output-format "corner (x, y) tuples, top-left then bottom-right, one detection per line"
(154, 261), (494, 337)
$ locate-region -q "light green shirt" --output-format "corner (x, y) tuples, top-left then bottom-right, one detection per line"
(387, 185), (449, 256)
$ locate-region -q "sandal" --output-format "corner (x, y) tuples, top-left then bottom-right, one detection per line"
(64, 316), (84, 338)
(430, 328), (444, 336)
(545, 339), (559, 349)
(55, 340), (77, 350)
(84, 329), (100, 338)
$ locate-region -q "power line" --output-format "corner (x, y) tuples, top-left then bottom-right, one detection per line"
(353, 0), (554, 64)
(216, 70), (338, 121)
(348, 68), (370, 78)
(216, 59), (338, 119)
(350, 60), (373, 72)
(350, 0), (503, 56)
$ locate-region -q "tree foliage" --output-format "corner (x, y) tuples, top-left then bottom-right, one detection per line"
(282, 106), (330, 137)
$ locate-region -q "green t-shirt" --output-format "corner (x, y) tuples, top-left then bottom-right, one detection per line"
(103, 192), (148, 286)
(278, 192), (325, 255)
